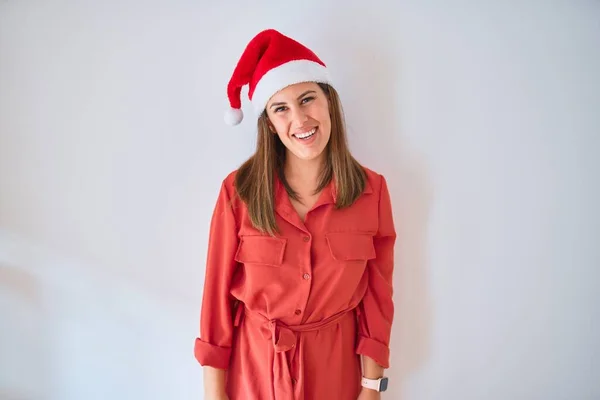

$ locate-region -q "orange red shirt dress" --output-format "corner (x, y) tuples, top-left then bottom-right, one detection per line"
(194, 167), (396, 400)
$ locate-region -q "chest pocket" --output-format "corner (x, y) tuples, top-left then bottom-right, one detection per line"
(325, 232), (377, 262)
(234, 235), (287, 266)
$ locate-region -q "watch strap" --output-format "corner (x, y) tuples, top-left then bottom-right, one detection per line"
(361, 377), (382, 391)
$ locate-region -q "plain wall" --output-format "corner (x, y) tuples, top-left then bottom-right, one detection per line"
(1, 1), (599, 399)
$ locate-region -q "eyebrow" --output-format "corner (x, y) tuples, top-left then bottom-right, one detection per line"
(269, 90), (317, 109)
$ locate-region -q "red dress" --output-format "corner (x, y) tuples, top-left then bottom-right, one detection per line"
(194, 167), (396, 399)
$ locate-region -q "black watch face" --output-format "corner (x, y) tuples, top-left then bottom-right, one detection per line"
(380, 377), (389, 392)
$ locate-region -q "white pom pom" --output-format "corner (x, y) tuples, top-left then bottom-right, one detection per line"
(224, 107), (243, 126)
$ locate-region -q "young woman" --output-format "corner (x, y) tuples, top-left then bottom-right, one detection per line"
(194, 29), (396, 400)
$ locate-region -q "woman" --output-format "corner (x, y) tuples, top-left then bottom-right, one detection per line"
(194, 29), (396, 400)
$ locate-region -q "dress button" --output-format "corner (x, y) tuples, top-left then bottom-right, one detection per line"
(292, 378), (297, 385)
(303, 236), (310, 242)
(295, 309), (302, 315)
(303, 273), (311, 280)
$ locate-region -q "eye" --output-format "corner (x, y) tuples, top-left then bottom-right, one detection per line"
(274, 106), (287, 113)
(301, 96), (315, 104)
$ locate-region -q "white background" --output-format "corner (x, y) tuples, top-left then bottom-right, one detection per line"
(1, 1), (599, 399)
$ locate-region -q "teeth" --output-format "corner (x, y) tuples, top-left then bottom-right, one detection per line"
(295, 128), (316, 139)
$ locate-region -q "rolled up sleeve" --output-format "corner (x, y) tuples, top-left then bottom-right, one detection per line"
(356, 175), (396, 369)
(193, 179), (239, 370)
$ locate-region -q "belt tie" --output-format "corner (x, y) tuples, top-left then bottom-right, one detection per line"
(236, 306), (355, 400)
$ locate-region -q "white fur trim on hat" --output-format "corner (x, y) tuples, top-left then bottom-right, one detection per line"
(251, 59), (331, 116)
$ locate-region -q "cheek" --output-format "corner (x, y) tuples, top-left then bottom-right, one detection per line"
(276, 131), (287, 142)
(268, 116), (286, 134)
(274, 122), (290, 137)
(272, 121), (290, 141)
(316, 108), (331, 129)
(312, 103), (331, 124)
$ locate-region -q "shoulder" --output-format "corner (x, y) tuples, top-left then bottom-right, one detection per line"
(361, 165), (382, 181)
(214, 169), (240, 200)
(222, 169), (239, 188)
(361, 165), (389, 193)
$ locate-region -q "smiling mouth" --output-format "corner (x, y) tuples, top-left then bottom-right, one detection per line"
(293, 128), (317, 140)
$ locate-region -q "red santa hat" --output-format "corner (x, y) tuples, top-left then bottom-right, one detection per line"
(224, 29), (332, 126)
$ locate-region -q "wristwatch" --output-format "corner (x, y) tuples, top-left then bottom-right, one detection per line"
(361, 376), (389, 392)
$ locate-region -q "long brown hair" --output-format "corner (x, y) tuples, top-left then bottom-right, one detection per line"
(234, 83), (366, 235)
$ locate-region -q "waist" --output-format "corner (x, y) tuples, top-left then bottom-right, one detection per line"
(239, 306), (356, 352)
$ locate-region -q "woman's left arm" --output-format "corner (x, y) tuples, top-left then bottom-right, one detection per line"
(355, 174), (396, 393)
(362, 354), (384, 379)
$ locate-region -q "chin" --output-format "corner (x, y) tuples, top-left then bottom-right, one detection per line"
(295, 150), (326, 162)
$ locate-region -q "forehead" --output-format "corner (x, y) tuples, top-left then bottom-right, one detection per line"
(267, 81), (321, 104)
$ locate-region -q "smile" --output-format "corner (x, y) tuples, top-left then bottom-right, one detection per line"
(293, 128), (317, 140)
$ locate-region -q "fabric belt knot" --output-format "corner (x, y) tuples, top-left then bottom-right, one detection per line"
(240, 306), (356, 400)
(265, 320), (297, 353)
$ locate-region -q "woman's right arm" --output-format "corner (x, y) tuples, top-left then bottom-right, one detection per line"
(194, 178), (240, 398)
(203, 366), (228, 399)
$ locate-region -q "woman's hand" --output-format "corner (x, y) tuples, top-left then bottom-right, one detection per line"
(357, 388), (381, 400)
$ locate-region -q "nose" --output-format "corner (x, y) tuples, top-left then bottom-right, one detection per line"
(290, 105), (308, 128)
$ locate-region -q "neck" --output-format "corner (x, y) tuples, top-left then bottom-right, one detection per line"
(284, 153), (324, 188)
